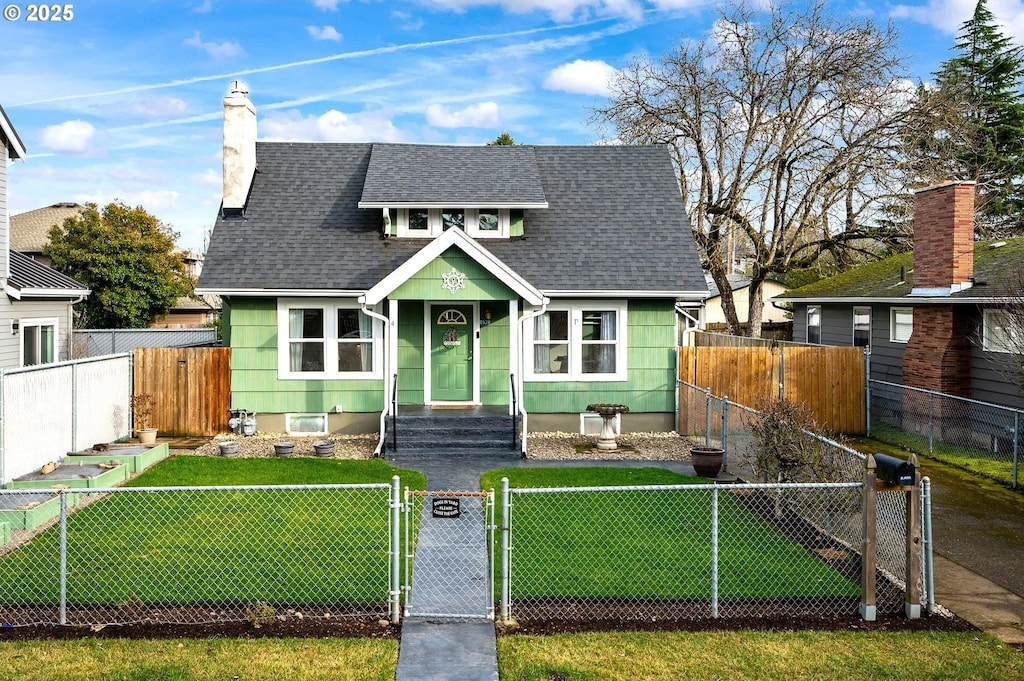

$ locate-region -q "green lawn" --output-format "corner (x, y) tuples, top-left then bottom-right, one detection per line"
(0, 457), (425, 607)
(870, 422), (1017, 487)
(483, 467), (859, 600)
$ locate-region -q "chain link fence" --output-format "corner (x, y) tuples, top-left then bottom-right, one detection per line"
(499, 481), (886, 620)
(870, 380), (1021, 488)
(676, 380), (919, 615)
(0, 484), (398, 626)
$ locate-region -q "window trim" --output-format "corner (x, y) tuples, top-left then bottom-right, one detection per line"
(890, 307), (913, 344)
(395, 208), (510, 238)
(525, 300), (628, 382)
(853, 306), (871, 348)
(277, 298), (383, 380)
(806, 305), (821, 345)
(19, 317), (58, 367)
(285, 413), (329, 436)
(983, 308), (1021, 354)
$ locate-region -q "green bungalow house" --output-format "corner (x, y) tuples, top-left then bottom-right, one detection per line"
(196, 83), (707, 454)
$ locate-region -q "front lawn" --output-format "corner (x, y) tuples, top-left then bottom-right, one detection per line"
(0, 457), (425, 609)
(483, 467), (859, 601)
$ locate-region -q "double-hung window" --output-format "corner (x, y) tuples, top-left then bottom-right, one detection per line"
(806, 306), (821, 345)
(21, 318), (57, 366)
(983, 308), (1022, 353)
(890, 307), (913, 343)
(278, 299), (381, 379)
(853, 307), (871, 347)
(528, 302), (627, 381)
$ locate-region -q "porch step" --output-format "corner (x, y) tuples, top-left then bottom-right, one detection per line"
(389, 410), (518, 451)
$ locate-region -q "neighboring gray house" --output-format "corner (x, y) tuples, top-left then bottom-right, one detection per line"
(197, 83), (708, 444)
(783, 181), (1024, 410)
(10, 201), (84, 267)
(0, 105), (90, 368)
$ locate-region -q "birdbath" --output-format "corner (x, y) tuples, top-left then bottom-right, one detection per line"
(586, 404), (630, 451)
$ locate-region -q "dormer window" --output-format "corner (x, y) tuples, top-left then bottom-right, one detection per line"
(394, 208), (512, 238)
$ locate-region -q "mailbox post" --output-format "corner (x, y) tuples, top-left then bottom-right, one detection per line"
(868, 452), (922, 619)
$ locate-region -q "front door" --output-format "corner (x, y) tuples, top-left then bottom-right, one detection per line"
(431, 305), (474, 402)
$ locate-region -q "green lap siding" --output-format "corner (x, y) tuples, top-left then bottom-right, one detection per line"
(480, 307), (510, 405)
(523, 300), (677, 414)
(397, 301), (425, 405)
(391, 249), (517, 301)
(227, 298), (383, 414)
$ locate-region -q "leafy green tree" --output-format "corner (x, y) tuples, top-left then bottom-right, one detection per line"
(910, 0), (1024, 236)
(487, 131), (516, 145)
(44, 201), (192, 328)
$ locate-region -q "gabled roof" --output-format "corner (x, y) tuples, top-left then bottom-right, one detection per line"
(704, 273), (787, 299)
(198, 143), (708, 298)
(781, 237), (1024, 303)
(6, 250), (90, 300)
(10, 203), (84, 253)
(359, 144), (547, 208)
(0, 103), (26, 160)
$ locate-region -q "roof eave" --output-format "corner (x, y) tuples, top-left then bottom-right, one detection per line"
(195, 288), (367, 298)
(357, 201), (549, 209)
(543, 289), (709, 300)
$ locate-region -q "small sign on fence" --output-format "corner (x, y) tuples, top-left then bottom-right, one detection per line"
(432, 497), (461, 518)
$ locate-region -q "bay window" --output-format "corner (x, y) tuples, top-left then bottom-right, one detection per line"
(279, 300), (381, 379)
(528, 302), (627, 381)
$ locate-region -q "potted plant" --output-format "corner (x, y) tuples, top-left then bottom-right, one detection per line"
(130, 393), (158, 445)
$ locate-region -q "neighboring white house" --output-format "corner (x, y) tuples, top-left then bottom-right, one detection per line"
(703, 273), (790, 326)
(0, 105), (89, 369)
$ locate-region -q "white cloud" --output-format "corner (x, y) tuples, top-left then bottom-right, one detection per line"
(392, 10), (425, 31)
(313, 0), (343, 9)
(306, 25), (343, 41)
(543, 58), (619, 95)
(420, 0), (644, 21)
(196, 168), (222, 187)
(130, 96), (188, 118)
(39, 120), (96, 155)
(261, 109), (407, 142)
(184, 31), (244, 59)
(425, 101), (501, 128)
(890, 0), (1024, 43)
(191, 0), (213, 13)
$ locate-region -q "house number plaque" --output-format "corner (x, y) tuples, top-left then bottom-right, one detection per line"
(432, 497), (461, 518)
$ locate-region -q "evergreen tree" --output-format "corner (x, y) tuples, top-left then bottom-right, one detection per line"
(487, 131), (516, 145)
(931, 0), (1024, 234)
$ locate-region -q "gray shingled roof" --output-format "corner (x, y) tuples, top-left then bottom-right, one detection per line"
(10, 202), (84, 253)
(359, 144), (547, 206)
(199, 142), (707, 295)
(8, 250), (89, 296)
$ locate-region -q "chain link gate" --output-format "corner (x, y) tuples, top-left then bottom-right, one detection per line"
(403, 489), (494, 620)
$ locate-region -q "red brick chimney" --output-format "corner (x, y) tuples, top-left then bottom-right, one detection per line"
(902, 181), (976, 398)
(911, 181), (975, 295)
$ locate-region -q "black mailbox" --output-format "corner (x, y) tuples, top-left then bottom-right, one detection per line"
(873, 453), (916, 487)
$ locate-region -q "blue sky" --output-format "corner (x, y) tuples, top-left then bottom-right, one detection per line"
(2, 0), (1022, 253)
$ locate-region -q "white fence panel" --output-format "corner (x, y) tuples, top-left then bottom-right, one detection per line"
(1, 355), (132, 484)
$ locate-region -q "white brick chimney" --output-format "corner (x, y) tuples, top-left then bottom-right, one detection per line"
(222, 80), (256, 216)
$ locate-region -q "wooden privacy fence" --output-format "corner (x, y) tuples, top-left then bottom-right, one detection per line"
(679, 344), (866, 434)
(134, 347), (230, 436)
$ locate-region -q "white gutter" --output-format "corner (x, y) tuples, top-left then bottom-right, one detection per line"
(543, 289), (708, 299)
(516, 297), (549, 455)
(195, 288), (366, 297)
(358, 298), (391, 456)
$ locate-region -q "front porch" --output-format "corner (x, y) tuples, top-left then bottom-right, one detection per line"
(386, 405), (519, 453)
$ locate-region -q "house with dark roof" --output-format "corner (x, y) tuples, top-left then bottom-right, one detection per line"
(782, 181), (1024, 410)
(9, 202), (84, 267)
(0, 105), (90, 369)
(197, 83), (707, 451)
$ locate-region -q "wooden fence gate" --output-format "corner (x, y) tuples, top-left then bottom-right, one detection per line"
(134, 347), (230, 436)
(679, 344), (866, 434)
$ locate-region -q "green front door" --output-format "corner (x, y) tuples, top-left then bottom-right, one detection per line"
(431, 305), (474, 401)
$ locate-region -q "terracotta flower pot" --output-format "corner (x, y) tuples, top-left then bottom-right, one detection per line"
(137, 428), (158, 446)
(690, 446), (725, 478)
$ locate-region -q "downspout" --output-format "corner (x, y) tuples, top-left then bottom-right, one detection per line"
(516, 297), (549, 454)
(359, 298), (391, 456)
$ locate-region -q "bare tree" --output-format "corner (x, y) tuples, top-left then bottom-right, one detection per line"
(592, 0), (917, 336)
(982, 268), (1024, 394)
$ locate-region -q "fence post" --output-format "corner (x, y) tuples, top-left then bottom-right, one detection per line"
(778, 345), (785, 399)
(905, 454), (922, 619)
(710, 485), (719, 618)
(865, 347), (872, 438)
(1007, 409), (1015, 489)
(403, 487), (411, 618)
(59, 490), (68, 625)
(500, 477), (511, 622)
(71, 362), (79, 453)
(860, 454), (877, 622)
(389, 476), (401, 624)
(0, 368), (5, 485)
(721, 398), (729, 473)
(704, 388), (712, 447)
(922, 476), (935, 615)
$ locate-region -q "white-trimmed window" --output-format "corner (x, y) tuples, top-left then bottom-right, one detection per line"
(286, 413), (328, 435)
(806, 306), (821, 345)
(527, 301), (627, 381)
(890, 307), (913, 343)
(20, 317), (57, 366)
(983, 308), (1022, 353)
(277, 299), (382, 379)
(853, 306), (871, 347)
(395, 208), (510, 238)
